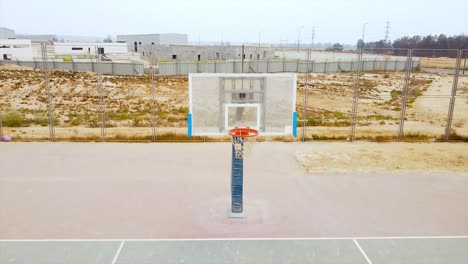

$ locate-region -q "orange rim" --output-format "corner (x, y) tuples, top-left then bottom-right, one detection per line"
(228, 126), (258, 138)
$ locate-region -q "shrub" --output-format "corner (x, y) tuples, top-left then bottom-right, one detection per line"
(2, 112), (31, 127)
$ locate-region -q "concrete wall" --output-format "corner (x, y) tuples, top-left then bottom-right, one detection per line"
(158, 58), (420, 75)
(159, 34), (188, 45)
(0, 59), (144, 75)
(0, 27), (16, 39)
(0, 39), (33, 60)
(140, 45), (275, 60)
(53, 43), (128, 55)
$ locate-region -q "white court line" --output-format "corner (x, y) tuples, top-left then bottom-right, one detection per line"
(1, 235), (468, 242)
(111, 240), (125, 264)
(353, 239), (373, 264)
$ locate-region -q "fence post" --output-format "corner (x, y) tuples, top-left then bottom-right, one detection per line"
(349, 50), (364, 142)
(296, 59), (300, 72)
(40, 43), (56, 142)
(397, 49), (413, 141)
(266, 58), (270, 73)
(444, 49), (462, 142)
(214, 59), (217, 73)
(71, 58), (75, 72)
(0, 111), (3, 139)
(373, 58), (377, 71)
(324, 59), (328, 73)
(384, 58), (388, 71)
(96, 47), (106, 142)
(394, 58), (398, 71)
(283, 58), (286, 72)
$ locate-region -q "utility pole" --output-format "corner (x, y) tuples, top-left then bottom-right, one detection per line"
(297, 26), (304, 52)
(384, 21), (390, 43)
(311, 27), (315, 49)
(258, 32), (261, 60)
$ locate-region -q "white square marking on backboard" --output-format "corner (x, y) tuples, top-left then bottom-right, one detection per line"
(224, 103), (261, 131)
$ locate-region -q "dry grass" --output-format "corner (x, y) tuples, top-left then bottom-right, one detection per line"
(419, 57), (468, 70)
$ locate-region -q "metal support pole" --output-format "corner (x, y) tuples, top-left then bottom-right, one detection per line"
(96, 46), (106, 142)
(231, 143), (244, 215)
(41, 43), (56, 142)
(397, 49), (413, 141)
(444, 49), (462, 141)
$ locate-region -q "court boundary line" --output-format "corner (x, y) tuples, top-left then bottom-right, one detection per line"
(111, 240), (125, 264)
(1, 235), (467, 242)
(353, 239), (373, 264)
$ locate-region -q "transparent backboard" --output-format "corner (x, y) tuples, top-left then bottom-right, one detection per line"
(188, 73), (297, 136)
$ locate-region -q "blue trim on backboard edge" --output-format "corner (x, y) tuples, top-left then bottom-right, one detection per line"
(293, 112), (298, 137)
(188, 113), (192, 138)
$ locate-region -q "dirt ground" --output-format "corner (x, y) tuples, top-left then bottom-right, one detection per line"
(1, 65), (467, 141)
(296, 142), (467, 173)
(0, 142), (467, 239)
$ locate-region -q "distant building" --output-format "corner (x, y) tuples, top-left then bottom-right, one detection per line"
(0, 39), (33, 60)
(116, 33), (188, 52)
(53, 42), (128, 55)
(16, 34), (55, 42)
(0, 27), (16, 39)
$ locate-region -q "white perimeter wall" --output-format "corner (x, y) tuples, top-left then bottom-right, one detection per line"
(53, 43), (128, 54)
(0, 39), (33, 60)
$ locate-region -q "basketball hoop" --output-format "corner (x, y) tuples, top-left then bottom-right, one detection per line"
(228, 126), (258, 159)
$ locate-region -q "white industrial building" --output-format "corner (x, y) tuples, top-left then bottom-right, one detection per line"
(0, 39), (33, 60)
(53, 42), (128, 55)
(116, 33), (188, 52)
(0, 27), (16, 39)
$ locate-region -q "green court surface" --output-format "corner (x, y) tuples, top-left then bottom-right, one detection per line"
(1, 237), (467, 264)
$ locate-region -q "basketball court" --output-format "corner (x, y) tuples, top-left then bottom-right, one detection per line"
(1, 74), (467, 262)
(1, 142), (468, 263)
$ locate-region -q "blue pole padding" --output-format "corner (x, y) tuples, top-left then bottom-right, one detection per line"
(293, 111), (298, 137)
(187, 113), (192, 138)
(231, 142), (244, 213)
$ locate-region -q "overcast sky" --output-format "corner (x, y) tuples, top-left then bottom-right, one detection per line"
(1, 0), (467, 44)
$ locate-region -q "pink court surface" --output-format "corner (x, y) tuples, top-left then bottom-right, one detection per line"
(0, 142), (467, 240)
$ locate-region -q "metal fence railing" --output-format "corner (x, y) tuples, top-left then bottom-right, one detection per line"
(0, 59), (144, 76)
(158, 58), (419, 76)
(0, 48), (467, 143)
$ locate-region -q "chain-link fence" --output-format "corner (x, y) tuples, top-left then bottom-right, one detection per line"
(1, 46), (466, 143)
